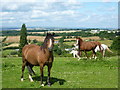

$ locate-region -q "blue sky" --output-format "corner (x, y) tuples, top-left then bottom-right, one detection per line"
(1, 0), (118, 28)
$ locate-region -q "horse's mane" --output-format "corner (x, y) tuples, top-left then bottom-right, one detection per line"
(76, 37), (83, 55)
(77, 38), (83, 42)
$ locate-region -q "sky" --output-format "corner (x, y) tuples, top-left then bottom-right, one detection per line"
(1, 0), (118, 29)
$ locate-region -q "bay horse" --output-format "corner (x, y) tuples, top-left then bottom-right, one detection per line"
(76, 37), (102, 59)
(21, 33), (55, 86)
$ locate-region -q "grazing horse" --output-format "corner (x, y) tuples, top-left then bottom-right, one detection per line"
(21, 33), (55, 86)
(95, 44), (113, 57)
(76, 38), (102, 59)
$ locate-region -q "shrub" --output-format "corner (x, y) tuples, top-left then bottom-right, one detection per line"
(111, 36), (120, 53)
(10, 51), (18, 55)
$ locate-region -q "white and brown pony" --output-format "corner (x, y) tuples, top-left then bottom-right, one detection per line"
(95, 44), (113, 57)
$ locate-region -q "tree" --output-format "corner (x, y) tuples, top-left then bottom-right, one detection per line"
(111, 36), (120, 54)
(59, 36), (65, 48)
(18, 24), (28, 56)
(53, 45), (62, 55)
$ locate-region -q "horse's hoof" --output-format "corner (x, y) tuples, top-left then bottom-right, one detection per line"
(21, 78), (24, 81)
(41, 84), (44, 87)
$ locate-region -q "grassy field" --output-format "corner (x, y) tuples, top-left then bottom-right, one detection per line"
(2, 56), (118, 88)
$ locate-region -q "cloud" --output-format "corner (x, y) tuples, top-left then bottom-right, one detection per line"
(79, 15), (90, 22)
(31, 10), (49, 18)
(102, 0), (118, 2)
(1, 1), (118, 28)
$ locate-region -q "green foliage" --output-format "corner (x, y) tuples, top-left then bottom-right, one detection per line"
(10, 51), (18, 55)
(18, 24), (28, 57)
(53, 45), (62, 55)
(36, 41), (43, 46)
(95, 31), (116, 40)
(111, 36), (120, 52)
(59, 36), (65, 48)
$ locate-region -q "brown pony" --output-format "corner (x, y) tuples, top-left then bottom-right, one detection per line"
(21, 33), (55, 86)
(76, 37), (102, 59)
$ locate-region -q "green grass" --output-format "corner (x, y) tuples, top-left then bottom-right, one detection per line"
(2, 56), (118, 88)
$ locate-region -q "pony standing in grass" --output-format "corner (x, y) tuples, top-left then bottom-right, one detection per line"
(21, 33), (55, 86)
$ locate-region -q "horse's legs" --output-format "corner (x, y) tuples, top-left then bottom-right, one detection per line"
(103, 50), (105, 57)
(21, 60), (27, 81)
(76, 53), (81, 60)
(73, 53), (75, 58)
(47, 63), (52, 86)
(27, 64), (36, 75)
(26, 64), (34, 82)
(40, 64), (44, 86)
(84, 51), (89, 59)
(92, 50), (97, 59)
(78, 51), (82, 56)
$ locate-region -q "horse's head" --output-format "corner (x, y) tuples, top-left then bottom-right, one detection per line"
(76, 37), (83, 45)
(44, 33), (55, 51)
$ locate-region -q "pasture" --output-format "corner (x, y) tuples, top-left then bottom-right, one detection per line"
(2, 56), (118, 88)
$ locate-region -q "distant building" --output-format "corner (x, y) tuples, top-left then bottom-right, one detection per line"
(90, 30), (100, 34)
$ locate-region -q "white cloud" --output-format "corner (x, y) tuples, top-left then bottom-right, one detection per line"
(1, 0), (37, 3)
(1, 1), (118, 28)
(31, 10), (49, 18)
(6, 4), (18, 10)
(79, 15), (90, 22)
(102, 0), (119, 2)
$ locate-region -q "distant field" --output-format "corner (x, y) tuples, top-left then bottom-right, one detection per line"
(2, 35), (101, 43)
(1, 36), (113, 48)
(2, 56), (118, 88)
(99, 40), (113, 47)
(1, 36), (62, 43)
(28, 30), (81, 34)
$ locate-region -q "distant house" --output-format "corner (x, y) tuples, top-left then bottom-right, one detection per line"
(107, 31), (112, 33)
(99, 29), (105, 31)
(90, 30), (100, 34)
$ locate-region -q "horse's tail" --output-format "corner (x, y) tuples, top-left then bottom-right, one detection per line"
(106, 47), (113, 53)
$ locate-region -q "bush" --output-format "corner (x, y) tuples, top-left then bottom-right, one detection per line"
(10, 51), (18, 55)
(111, 36), (120, 51)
